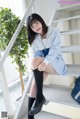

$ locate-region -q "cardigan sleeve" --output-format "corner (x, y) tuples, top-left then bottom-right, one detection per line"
(43, 29), (61, 65)
(31, 41), (44, 58)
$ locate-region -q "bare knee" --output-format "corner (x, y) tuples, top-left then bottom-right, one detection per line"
(31, 57), (44, 70)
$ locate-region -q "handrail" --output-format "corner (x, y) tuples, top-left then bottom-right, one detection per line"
(0, 0), (35, 118)
(48, 10), (57, 26)
(14, 72), (33, 119)
(0, 0), (35, 70)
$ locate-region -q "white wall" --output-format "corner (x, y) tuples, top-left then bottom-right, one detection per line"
(34, 0), (60, 25)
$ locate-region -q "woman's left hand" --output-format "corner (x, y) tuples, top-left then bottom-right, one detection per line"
(38, 62), (46, 71)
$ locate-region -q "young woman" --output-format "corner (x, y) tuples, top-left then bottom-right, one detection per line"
(26, 13), (67, 119)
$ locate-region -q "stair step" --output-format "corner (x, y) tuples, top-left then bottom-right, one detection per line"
(67, 64), (80, 76)
(23, 111), (68, 119)
(61, 45), (80, 53)
(42, 85), (80, 119)
(60, 29), (80, 35)
(58, 3), (80, 11)
(53, 15), (80, 23)
(22, 85), (80, 119)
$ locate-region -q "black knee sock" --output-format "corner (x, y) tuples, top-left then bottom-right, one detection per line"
(33, 69), (43, 102)
(28, 97), (35, 119)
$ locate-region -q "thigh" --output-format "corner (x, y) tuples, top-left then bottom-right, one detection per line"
(43, 72), (48, 81)
(44, 63), (58, 75)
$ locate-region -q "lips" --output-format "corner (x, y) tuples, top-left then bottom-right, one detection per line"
(37, 28), (40, 32)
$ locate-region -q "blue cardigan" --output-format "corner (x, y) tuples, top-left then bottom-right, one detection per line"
(31, 27), (67, 75)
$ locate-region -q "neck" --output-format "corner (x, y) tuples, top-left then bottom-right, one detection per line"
(41, 33), (47, 39)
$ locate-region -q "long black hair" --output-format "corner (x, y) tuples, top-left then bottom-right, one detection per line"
(26, 13), (48, 45)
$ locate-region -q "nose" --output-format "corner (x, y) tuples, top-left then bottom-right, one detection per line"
(34, 25), (39, 31)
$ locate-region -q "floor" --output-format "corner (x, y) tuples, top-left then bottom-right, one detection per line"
(0, 80), (27, 118)
(17, 84), (80, 119)
(0, 81), (80, 119)
(23, 111), (69, 119)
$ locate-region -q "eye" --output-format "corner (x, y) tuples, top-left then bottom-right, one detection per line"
(31, 25), (34, 29)
(36, 21), (38, 24)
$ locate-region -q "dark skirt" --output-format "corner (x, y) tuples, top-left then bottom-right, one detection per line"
(42, 48), (49, 57)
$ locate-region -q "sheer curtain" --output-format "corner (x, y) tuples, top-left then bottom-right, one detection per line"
(0, 0), (27, 18)
(0, 0), (28, 84)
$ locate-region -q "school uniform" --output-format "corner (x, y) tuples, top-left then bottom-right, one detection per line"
(31, 27), (67, 75)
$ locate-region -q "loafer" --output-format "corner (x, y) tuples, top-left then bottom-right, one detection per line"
(29, 96), (46, 115)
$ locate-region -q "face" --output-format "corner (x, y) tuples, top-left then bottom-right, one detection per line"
(30, 20), (43, 35)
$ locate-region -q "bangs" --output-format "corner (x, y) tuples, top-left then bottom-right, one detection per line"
(29, 19), (38, 27)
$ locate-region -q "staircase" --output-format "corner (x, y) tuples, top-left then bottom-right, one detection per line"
(51, 3), (80, 76)
(42, 3), (80, 119)
(14, 3), (80, 119)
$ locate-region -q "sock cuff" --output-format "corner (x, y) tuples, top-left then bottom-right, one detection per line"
(29, 96), (35, 100)
(33, 68), (43, 74)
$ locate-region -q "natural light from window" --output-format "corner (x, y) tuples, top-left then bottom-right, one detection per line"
(0, 0), (29, 86)
(0, 0), (24, 18)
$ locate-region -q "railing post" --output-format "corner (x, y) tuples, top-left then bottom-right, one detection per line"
(0, 0), (36, 118)
(0, 52), (16, 119)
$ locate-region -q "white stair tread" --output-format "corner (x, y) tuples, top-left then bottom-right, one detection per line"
(35, 111), (68, 119)
(61, 45), (80, 53)
(43, 85), (80, 107)
(42, 85), (80, 119)
(67, 64), (80, 76)
(53, 15), (80, 23)
(23, 111), (68, 119)
(60, 29), (80, 35)
(58, 3), (80, 11)
(22, 85), (80, 119)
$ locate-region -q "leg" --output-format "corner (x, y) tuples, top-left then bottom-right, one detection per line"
(28, 80), (36, 119)
(29, 57), (45, 115)
(31, 57), (44, 70)
(31, 57), (45, 102)
(29, 57), (58, 115)
(29, 69), (46, 115)
(31, 57), (57, 75)
(28, 72), (47, 117)
(29, 79), (36, 98)
(44, 63), (58, 75)
(28, 97), (35, 119)
(29, 72), (48, 98)
(30, 57), (58, 98)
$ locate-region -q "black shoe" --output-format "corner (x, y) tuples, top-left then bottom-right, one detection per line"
(29, 96), (46, 115)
